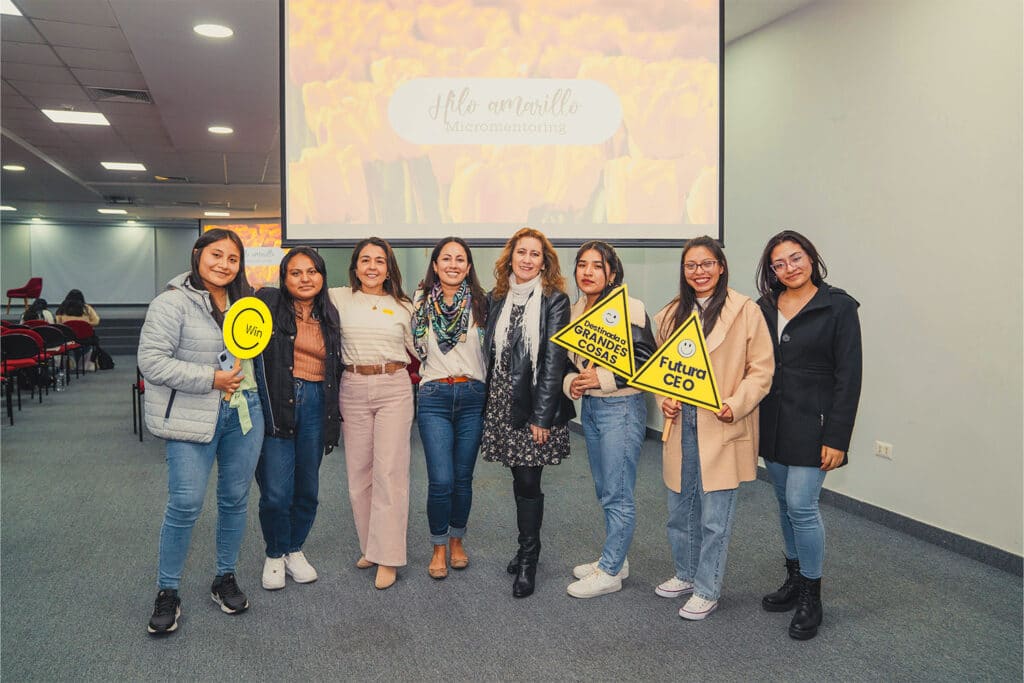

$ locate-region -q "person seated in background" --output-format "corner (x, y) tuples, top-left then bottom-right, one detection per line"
(21, 298), (55, 324)
(56, 289), (101, 370)
(55, 289), (101, 327)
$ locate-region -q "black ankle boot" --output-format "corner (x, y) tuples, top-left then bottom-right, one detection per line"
(511, 495), (543, 598)
(762, 557), (801, 612)
(788, 576), (823, 640)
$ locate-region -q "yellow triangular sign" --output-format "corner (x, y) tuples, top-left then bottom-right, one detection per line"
(550, 284), (635, 379)
(628, 312), (721, 411)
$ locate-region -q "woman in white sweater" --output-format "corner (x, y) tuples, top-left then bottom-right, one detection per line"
(329, 237), (415, 590)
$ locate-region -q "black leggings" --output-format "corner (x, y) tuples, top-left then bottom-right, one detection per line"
(511, 465), (544, 499)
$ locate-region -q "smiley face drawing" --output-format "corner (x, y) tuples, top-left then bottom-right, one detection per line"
(677, 339), (697, 358)
(602, 309), (620, 326)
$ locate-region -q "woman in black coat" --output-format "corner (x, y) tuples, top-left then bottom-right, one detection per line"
(755, 230), (862, 641)
(254, 247), (342, 591)
(480, 227), (574, 598)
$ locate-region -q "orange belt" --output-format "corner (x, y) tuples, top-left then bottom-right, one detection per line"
(343, 362), (408, 376)
(429, 376), (472, 384)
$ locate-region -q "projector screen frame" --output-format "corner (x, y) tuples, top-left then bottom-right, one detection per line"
(278, 0), (725, 249)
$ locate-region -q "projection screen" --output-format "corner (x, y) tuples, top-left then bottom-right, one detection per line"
(282, 0), (722, 246)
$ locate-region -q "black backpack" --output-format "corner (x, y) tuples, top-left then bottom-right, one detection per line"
(94, 346), (115, 370)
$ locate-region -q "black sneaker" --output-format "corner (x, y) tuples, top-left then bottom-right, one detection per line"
(147, 589), (181, 635)
(211, 573), (249, 614)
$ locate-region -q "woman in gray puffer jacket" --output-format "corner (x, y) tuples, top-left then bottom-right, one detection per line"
(138, 229), (267, 637)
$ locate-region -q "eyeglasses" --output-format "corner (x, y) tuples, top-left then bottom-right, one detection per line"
(770, 252), (807, 273)
(683, 259), (718, 273)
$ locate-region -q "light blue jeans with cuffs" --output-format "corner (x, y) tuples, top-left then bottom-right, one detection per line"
(665, 403), (738, 602)
(582, 392), (648, 577)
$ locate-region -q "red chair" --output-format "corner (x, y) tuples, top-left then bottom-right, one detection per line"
(23, 319), (48, 328)
(35, 325), (72, 386)
(132, 367), (145, 441)
(62, 320), (96, 373)
(6, 277), (43, 314)
(1, 331), (43, 411)
(52, 324), (83, 377)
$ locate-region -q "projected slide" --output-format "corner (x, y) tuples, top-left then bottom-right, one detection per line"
(283, 0), (721, 245)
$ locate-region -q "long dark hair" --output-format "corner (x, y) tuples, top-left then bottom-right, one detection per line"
(23, 298), (50, 321)
(574, 240), (625, 301)
(349, 236), (411, 303)
(660, 236), (729, 338)
(188, 229), (252, 324)
(278, 246), (341, 358)
(755, 229), (828, 301)
(422, 236), (487, 325)
(56, 289), (86, 317)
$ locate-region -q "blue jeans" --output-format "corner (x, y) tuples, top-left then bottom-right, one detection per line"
(582, 393), (647, 576)
(256, 379), (325, 558)
(158, 392), (264, 589)
(764, 460), (827, 579)
(665, 404), (738, 601)
(416, 380), (486, 545)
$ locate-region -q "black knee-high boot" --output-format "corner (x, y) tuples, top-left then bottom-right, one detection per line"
(512, 494), (544, 598)
(789, 576), (823, 640)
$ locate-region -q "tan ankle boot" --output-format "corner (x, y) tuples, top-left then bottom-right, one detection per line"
(450, 537), (469, 570)
(356, 555), (375, 569)
(428, 544), (448, 579)
(375, 565), (397, 589)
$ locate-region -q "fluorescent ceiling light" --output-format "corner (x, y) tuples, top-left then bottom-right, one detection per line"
(42, 109), (110, 126)
(98, 208), (128, 215)
(204, 211), (230, 217)
(101, 161), (147, 171)
(2, 164), (26, 172)
(0, 206), (16, 211)
(126, 220), (138, 225)
(208, 125), (234, 135)
(31, 217), (42, 222)
(1, 0), (23, 17)
(194, 23), (233, 38)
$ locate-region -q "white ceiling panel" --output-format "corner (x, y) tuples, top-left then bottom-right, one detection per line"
(71, 68), (146, 90)
(1, 40), (61, 66)
(53, 46), (139, 71)
(2, 62), (77, 84)
(102, 111), (164, 129)
(94, 100), (157, 118)
(8, 80), (88, 99)
(32, 20), (130, 51)
(0, 16), (45, 44)
(0, 90), (36, 109)
(17, 0), (118, 26)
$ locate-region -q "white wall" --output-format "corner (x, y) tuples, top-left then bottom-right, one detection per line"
(724, 0), (1023, 553)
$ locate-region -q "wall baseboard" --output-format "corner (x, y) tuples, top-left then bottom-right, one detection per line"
(568, 422), (1023, 576)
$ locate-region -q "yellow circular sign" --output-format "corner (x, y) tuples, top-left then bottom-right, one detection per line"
(222, 296), (272, 358)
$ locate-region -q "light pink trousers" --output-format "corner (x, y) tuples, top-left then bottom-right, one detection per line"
(339, 371), (413, 567)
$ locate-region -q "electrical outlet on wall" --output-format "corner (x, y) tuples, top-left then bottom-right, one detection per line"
(873, 441), (894, 459)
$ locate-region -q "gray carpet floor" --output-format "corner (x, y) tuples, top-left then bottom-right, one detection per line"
(1, 359), (1021, 681)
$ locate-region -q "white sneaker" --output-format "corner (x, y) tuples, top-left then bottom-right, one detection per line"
(679, 595), (718, 620)
(572, 557), (629, 580)
(567, 568), (622, 598)
(655, 576), (695, 598)
(284, 551), (318, 583)
(262, 556), (285, 590)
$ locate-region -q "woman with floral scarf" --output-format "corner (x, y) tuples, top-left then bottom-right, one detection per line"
(412, 237), (489, 580)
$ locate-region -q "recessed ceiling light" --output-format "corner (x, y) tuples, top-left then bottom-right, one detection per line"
(204, 211), (231, 217)
(101, 161), (147, 171)
(42, 109), (110, 126)
(3, 164), (26, 172)
(0, 205), (16, 211)
(1, 0), (23, 17)
(208, 125), (234, 135)
(126, 220), (138, 225)
(194, 23), (233, 38)
(31, 217), (42, 222)
(98, 208), (128, 215)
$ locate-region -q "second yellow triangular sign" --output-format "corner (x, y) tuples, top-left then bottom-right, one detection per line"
(550, 284), (635, 379)
(628, 312), (722, 411)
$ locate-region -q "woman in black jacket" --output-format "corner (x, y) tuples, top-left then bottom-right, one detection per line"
(480, 227), (574, 598)
(755, 230), (862, 641)
(254, 247), (342, 591)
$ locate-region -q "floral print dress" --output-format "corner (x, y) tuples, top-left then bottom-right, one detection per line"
(480, 303), (570, 467)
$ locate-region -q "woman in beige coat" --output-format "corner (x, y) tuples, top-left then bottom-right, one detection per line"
(652, 236), (774, 621)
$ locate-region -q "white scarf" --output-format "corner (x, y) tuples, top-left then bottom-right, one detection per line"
(494, 274), (544, 386)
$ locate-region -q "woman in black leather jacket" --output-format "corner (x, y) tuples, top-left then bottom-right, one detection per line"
(480, 227), (574, 598)
(254, 247), (342, 591)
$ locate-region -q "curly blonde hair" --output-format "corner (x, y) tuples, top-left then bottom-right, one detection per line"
(491, 227), (566, 299)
